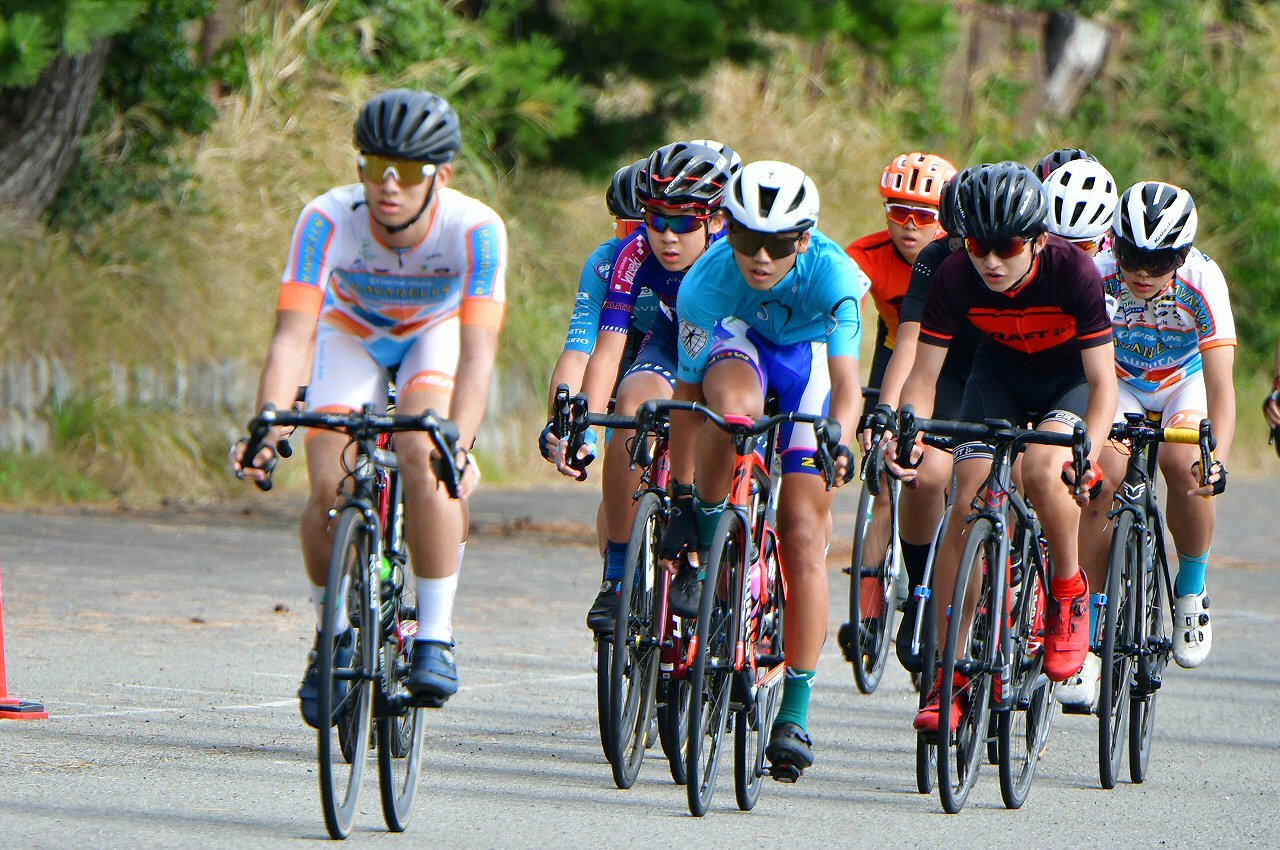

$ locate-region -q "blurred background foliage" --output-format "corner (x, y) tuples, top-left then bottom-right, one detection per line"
(1, 0), (1279, 502)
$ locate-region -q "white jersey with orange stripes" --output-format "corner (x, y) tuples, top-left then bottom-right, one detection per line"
(1096, 247), (1235, 396)
(278, 183), (507, 369)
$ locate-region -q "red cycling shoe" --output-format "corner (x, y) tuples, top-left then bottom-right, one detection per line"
(1044, 570), (1090, 682)
(914, 670), (969, 733)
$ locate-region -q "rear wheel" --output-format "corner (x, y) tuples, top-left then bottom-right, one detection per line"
(937, 517), (999, 815)
(998, 541), (1054, 809)
(1099, 512), (1137, 789)
(609, 493), (662, 789)
(658, 674), (690, 785)
(846, 481), (896, 694)
(686, 509), (741, 816)
(318, 508), (375, 840)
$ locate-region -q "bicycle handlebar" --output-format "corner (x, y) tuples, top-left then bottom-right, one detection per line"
(1110, 413), (1218, 491)
(242, 404), (463, 498)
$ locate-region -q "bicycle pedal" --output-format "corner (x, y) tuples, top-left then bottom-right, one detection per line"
(767, 762), (801, 783)
(836, 621), (859, 661)
(1060, 703), (1094, 717)
(385, 692), (415, 716)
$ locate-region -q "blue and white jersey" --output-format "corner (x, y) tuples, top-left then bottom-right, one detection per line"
(562, 238), (661, 354)
(675, 228), (870, 383)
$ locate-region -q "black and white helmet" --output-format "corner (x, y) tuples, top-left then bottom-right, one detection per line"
(957, 161), (1048, 241)
(1034, 147), (1095, 181)
(686, 139), (743, 175)
(1044, 159), (1118, 240)
(1113, 181), (1197, 250)
(723, 160), (819, 233)
(606, 159), (646, 220)
(354, 89), (460, 163)
(637, 142), (733, 209)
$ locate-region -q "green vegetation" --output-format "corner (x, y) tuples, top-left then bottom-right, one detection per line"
(1, 0), (1279, 505)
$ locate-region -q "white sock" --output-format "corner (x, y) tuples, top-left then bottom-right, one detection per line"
(310, 576), (350, 633)
(415, 543), (465, 644)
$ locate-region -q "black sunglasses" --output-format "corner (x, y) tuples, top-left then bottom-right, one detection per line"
(727, 224), (804, 258)
(1113, 238), (1186, 276)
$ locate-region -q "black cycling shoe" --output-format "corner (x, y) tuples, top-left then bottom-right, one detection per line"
(586, 580), (620, 633)
(765, 721), (814, 783)
(895, 598), (923, 674)
(298, 627), (354, 729)
(407, 640), (458, 708)
(668, 564), (704, 619)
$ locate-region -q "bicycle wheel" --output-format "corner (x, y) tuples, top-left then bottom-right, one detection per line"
(1098, 511), (1137, 790)
(319, 507), (375, 840)
(609, 492), (663, 789)
(1129, 531), (1170, 783)
(378, 573), (425, 831)
(844, 483), (896, 694)
(998, 542), (1054, 809)
(735, 533), (783, 811)
(595, 637), (613, 763)
(936, 516), (999, 815)
(686, 509), (741, 816)
(915, 592), (937, 794)
(658, 674), (690, 785)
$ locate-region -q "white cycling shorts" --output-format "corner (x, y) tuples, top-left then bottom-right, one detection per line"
(306, 320), (460, 413)
(1116, 375), (1207, 430)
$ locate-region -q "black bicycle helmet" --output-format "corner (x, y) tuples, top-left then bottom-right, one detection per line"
(354, 89), (460, 164)
(637, 141), (733, 209)
(606, 159), (646, 220)
(1034, 147), (1096, 181)
(958, 161), (1048, 241)
(938, 170), (970, 238)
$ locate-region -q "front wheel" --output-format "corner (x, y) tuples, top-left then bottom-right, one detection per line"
(318, 508), (375, 840)
(378, 579), (425, 832)
(1099, 511), (1137, 789)
(1130, 529), (1170, 783)
(735, 533), (784, 811)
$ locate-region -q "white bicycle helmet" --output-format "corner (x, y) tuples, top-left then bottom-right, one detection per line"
(724, 160), (819, 233)
(1113, 181), (1198, 250)
(1044, 159), (1118, 240)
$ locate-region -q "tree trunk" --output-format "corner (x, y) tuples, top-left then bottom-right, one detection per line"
(0, 40), (112, 221)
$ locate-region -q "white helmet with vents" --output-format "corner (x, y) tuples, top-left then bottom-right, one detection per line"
(723, 160), (819, 233)
(1044, 159), (1118, 240)
(1113, 181), (1198, 250)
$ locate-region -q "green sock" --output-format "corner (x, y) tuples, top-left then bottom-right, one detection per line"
(692, 488), (728, 552)
(773, 667), (817, 731)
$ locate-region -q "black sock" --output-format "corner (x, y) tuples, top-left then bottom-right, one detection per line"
(901, 540), (931, 592)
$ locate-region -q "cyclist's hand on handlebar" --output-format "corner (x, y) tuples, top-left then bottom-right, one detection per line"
(228, 437), (277, 484)
(1060, 459), (1105, 505)
(553, 427), (598, 480)
(832, 444), (857, 488)
(883, 434), (922, 483)
(538, 420), (561, 463)
(1188, 459), (1227, 497)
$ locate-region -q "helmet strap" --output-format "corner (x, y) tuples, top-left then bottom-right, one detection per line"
(1004, 241), (1040, 296)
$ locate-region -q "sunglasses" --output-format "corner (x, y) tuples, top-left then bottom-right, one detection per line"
(965, 236), (1031, 260)
(643, 210), (710, 234)
(727, 224), (804, 258)
(1113, 239), (1183, 276)
(357, 154), (438, 186)
(884, 203), (940, 228)
(1070, 237), (1101, 255)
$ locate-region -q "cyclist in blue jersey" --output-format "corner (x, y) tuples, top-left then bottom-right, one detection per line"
(553, 141), (738, 632)
(662, 160), (867, 781)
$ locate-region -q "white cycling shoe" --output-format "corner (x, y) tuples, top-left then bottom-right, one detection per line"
(1055, 651), (1101, 713)
(1174, 592), (1212, 668)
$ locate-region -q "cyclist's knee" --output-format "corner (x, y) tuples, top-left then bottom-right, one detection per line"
(614, 372), (671, 415)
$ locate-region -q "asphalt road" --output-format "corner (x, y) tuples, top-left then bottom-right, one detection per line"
(0, 477), (1276, 847)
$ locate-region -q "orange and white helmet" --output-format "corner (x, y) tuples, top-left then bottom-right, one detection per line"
(880, 152), (957, 206)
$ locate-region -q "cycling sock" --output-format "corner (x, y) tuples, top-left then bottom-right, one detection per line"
(311, 576), (351, 633)
(901, 541), (931, 590)
(415, 544), (465, 644)
(774, 667), (817, 731)
(693, 488), (728, 551)
(1174, 549), (1210, 597)
(604, 540), (628, 583)
(1051, 568), (1087, 600)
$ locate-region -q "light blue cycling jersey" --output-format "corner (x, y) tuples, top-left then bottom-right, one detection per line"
(675, 228), (870, 383)
(562, 237), (660, 354)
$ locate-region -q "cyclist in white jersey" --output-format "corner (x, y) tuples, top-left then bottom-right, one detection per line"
(232, 90), (507, 723)
(1073, 182), (1232, 706)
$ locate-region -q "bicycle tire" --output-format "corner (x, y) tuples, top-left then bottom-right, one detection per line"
(847, 482), (896, 695)
(595, 637), (613, 763)
(915, 591), (937, 794)
(998, 536), (1053, 809)
(1129, 531), (1169, 783)
(735, 533), (783, 811)
(658, 675), (690, 786)
(319, 507), (375, 840)
(378, 564), (425, 832)
(1098, 511), (1137, 789)
(685, 509), (740, 816)
(609, 492), (663, 789)
(937, 516), (999, 814)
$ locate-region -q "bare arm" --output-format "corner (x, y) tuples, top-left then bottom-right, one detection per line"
(255, 309), (317, 416)
(897, 341), (945, 422)
(1201, 345), (1236, 465)
(877, 322), (920, 412)
(580, 330), (628, 415)
(1079, 343), (1118, 465)
(451, 325), (500, 451)
(546, 349), (590, 416)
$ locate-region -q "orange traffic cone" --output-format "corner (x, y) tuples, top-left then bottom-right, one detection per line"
(0, 558), (48, 720)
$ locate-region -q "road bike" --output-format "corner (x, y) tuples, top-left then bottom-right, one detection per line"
(243, 402), (461, 839)
(897, 408), (1089, 813)
(1095, 413), (1216, 788)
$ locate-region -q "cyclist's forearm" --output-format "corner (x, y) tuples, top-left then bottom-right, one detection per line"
(897, 343), (944, 421)
(1080, 344), (1118, 462)
(581, 331), (626, 415)
(451, 325), (500, 449)
(877, 324), (919, 411)
(255, 310), (316, 413)
(827, 355), (860, 439)
(1203, 347), (1236, 464)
